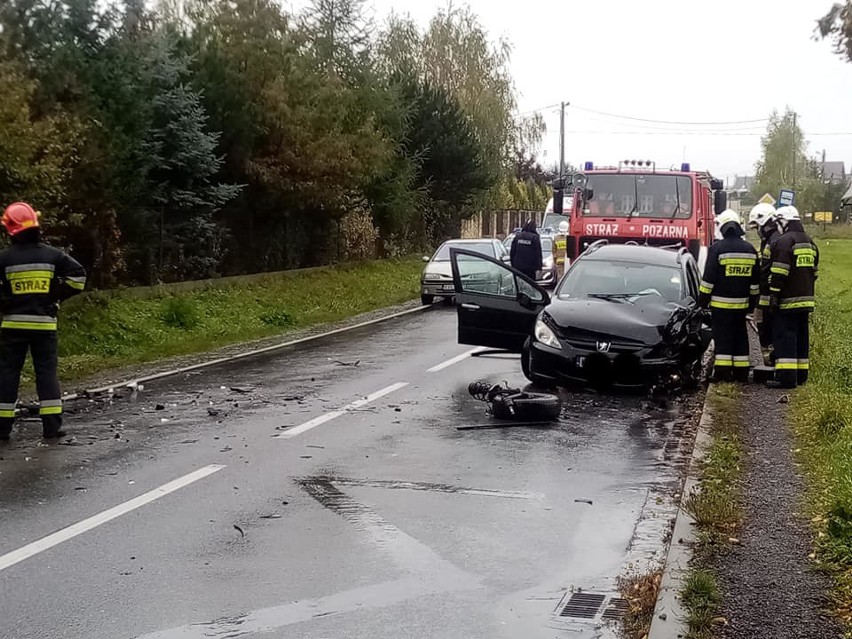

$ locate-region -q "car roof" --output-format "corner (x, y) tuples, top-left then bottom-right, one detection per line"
(442, 238), (499, 244)
(579, 243), (686, 267)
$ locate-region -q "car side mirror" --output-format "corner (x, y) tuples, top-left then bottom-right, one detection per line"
(422, 256), (430, 262)
(518, 292), (536, 309)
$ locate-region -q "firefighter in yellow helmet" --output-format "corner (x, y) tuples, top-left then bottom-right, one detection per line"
(0, 203), (87, 440)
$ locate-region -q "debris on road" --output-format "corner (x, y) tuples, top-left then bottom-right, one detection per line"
(468, 380), (562, 422)
(229, 386), (254, 394)
(574, 499), (594, 505)
(331, 359), (360, 367)
(259, 514), (283, 520)
(233, 524), (245, 537)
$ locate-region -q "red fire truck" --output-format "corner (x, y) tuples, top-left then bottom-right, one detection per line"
(556, 160), (727, 270)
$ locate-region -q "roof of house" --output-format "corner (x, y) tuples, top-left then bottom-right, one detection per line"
(819, 161), (846, 182)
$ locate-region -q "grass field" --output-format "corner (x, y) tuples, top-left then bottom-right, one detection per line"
(46, 258), (422, 384)
(787, 237), (852, 627)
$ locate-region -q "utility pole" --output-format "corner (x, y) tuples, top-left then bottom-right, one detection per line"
(792, 111), (797, 190)
(558, 101), (567, 178)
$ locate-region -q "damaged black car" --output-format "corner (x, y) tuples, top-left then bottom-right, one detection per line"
(449, 241), (712, 390)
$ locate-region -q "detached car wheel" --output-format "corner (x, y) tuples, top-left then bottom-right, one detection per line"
(491, 391), (562, 421)
(420, 294), (434, 305)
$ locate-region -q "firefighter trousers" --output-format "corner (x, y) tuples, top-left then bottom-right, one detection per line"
(0, 329), (62, 437)
(772, 311), (810, 388)
(711, 309), (750, 383)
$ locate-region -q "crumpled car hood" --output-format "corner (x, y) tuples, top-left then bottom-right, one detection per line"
(545, 298), (690, 345)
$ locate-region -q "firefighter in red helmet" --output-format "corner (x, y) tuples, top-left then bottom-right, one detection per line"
(0, 203), (87, 440)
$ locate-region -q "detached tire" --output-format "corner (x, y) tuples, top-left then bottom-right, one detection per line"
(492, 391), (562, 422)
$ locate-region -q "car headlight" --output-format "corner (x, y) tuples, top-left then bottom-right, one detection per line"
(534, 318), (561, 350)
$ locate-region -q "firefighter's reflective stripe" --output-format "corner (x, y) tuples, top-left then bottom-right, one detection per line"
(7, 267), (53, 295)
(750, 284), (760, 295)
(0, 402), (16, 419)
(797, 359), (810, 370)
(5, 262), (56, 275)
(779, 296), (815, 310)
(758, 295), (771, 307)
(771, 262), (790, 275)
(39, 399), (62, 416)
(719, 253), (758, 263)
(775, 358), (798, 370)
(715, 354), (734, 367)
(793, 245), (817, 268)
(710, 295), (749, 310)
(733, 356), (751, 368)
(65, 275), (87, 291)
(0, 314), (57, 330)
(769, 286), (781, 293)
(699, 280), (714, 294)
(720, 253), (756, 278)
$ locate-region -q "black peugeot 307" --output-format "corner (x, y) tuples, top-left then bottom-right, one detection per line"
(448, 241), (712, 389)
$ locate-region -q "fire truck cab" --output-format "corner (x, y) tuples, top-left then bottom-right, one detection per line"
(556, 160), (727, 271)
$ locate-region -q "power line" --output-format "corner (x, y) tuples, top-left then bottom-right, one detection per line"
(516, 102), (565, 117)
(568, 104), (770, 126)
(563, 130), (852, 136)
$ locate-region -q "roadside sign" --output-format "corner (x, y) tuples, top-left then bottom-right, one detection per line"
(814, 211), (833, 223)
(758, 193), (776, 205)
(778, 189), (795, 207)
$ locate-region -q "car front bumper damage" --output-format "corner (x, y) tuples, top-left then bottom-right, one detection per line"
(528, 339), (681, 389)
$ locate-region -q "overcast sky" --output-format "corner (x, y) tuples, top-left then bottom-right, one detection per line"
(295, 0), (852, 184)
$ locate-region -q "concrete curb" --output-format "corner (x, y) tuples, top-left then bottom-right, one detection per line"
(58, 303), (432, 405)
(647, 391), (715, 639)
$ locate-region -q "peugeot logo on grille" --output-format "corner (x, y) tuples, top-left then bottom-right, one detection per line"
(596, 341), (611, 353)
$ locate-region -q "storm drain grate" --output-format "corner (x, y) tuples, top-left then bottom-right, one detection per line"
(601, 597), (630, 621)
(558, 593), (606, 619)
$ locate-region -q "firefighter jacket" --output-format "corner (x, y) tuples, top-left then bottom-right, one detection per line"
(769, 221), (818, 312)
(758, 228), (781, 308)
(510, 228), (543, 275)
(0, 242), (87, 330)
(699, 236), (759, 311)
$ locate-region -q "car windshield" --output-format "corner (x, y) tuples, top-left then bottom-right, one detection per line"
(556, 259), (684, 303)
(542, 213), (569, 230)
(582, 174), (692, 219)
(433, 242), (495, 261)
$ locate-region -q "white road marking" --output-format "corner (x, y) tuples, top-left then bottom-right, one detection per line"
(276, 382), (409, 439)
(426, 346), (486, 373)
(0, 464), (226, 573)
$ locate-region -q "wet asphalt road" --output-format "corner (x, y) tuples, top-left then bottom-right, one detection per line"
(0, 306), (698, 639)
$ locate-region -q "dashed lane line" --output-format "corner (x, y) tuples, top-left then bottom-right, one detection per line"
(0, 464), (226, 573)
(275, 382), (409, 439)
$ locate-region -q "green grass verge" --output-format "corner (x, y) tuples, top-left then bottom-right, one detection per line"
(681, 384), (744, 639)
(43, 257), (422, 385)
(788, 239), (852, 628)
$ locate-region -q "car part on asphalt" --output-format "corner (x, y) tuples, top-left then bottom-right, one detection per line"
(468, 380), (562, 422)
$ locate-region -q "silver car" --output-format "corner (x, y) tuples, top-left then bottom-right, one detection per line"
(421, 238), (509, 305)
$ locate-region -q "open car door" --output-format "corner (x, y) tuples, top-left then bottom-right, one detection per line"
(449, 247), (550, 352)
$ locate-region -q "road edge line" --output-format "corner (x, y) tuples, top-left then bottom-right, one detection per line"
(62, 304), (432, 403)
(646, 392), (714, 639)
